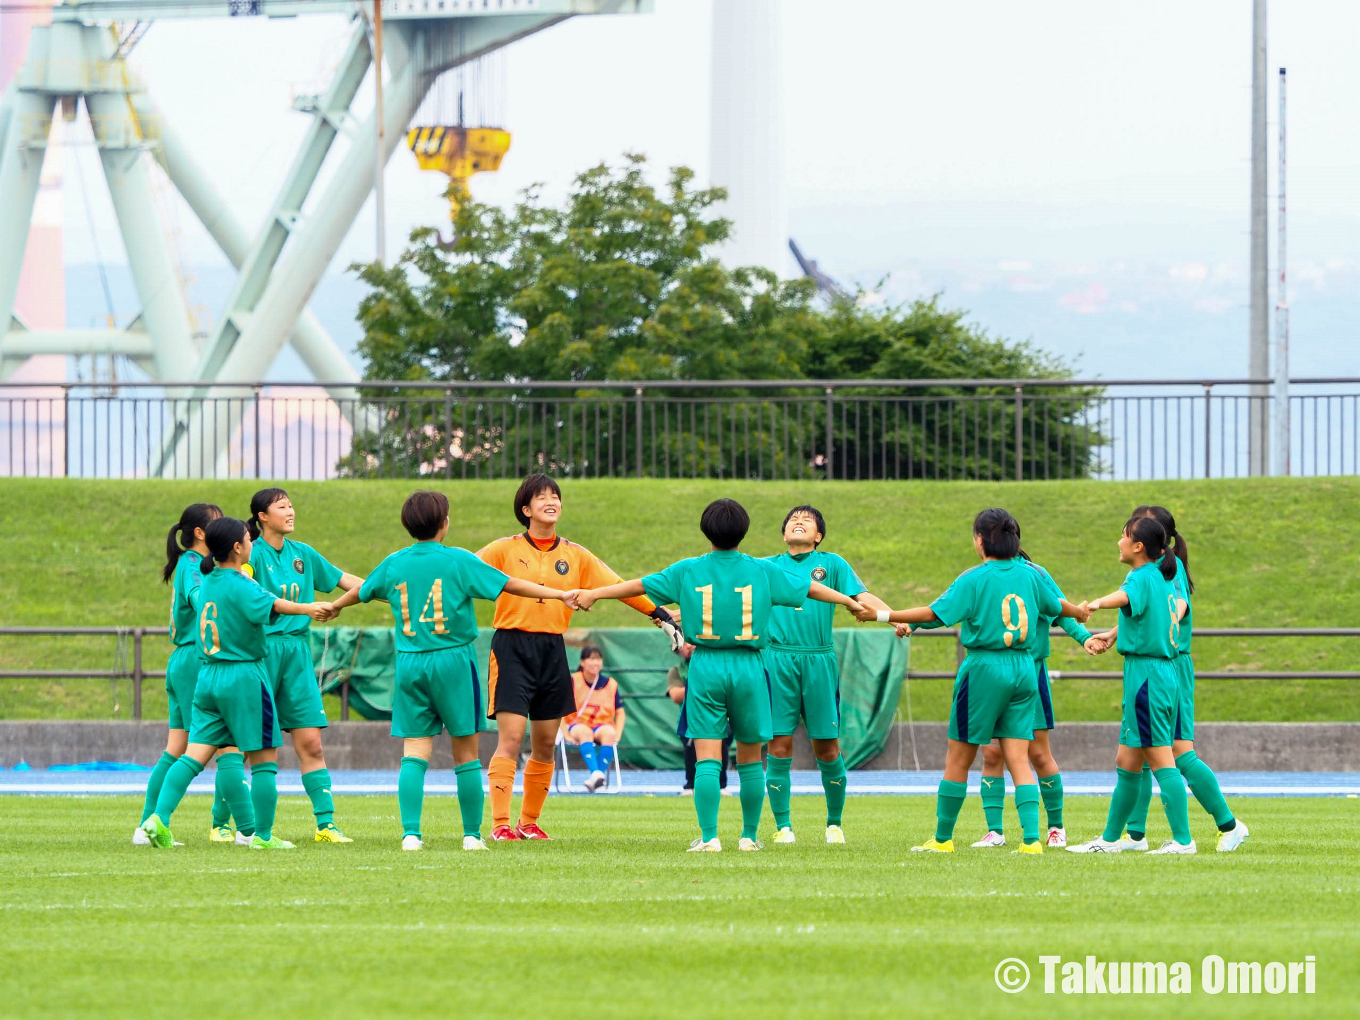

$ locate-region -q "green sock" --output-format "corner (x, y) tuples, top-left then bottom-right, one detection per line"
(215, 752), (255, 837)
(211, 769), (232, 828)
(1039, 771), (1064, 830)
(1125, 764), (1153, 840)
(737, 761), (765, 840)
(141, 751), (177, 825)
(152, 754), (203, 825)
(694, 758), (723, 841)
(817, 755), (848, 827)
(1014, 783), (1040, 844)
(301, 767), (335, 830)
(1176, 750), (1235, 830)
(934, 779), (967, 842)
(251, 761), (279, 842)
(455, 759), (485, 838)
(398, 756), (428, 838)
(979, 774), (1005, 833)
(1155, 766), (1193, 844)
(765, 754), (793, 829)
(1101, 767), (1143, 842)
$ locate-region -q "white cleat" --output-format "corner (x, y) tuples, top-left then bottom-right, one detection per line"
(1045, 827), (1067, 848)
(1148, 839), (1197, 855)
(825, 825), (846, 844)
(1065, 837), (1123, 854)
(971, 830), (1007, 848)
(1117, 835), (1149, 851)
(235, 831), (253, 847)
(773, 827), (796, 844)
(738, 837), (764, 852)
(132, 826), (151, 846)
(401, 835), (424, 851)
(584, 770), (606, 793)
(687, 837), (721, 852)
(1216, 819), (1249, 852)
(463, 836), (489, 851)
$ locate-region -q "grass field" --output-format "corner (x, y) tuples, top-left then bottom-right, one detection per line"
(3, 793), (1357, 1018)
(2, 477), (1358, 723)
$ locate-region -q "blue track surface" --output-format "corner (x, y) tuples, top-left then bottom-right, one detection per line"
(3, 769), (1358, 797)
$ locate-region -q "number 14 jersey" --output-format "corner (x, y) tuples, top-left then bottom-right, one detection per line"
(929, 558), (1064, 653)
(359, 542), (510, 651)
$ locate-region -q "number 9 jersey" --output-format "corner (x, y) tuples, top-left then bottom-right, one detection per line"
(928, 559), (1064, 652)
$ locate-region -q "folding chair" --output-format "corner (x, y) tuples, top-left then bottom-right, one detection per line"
(554, 729), (623, 793)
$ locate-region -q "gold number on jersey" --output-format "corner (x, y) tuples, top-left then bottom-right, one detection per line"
(1167, 594), (1181, 650)
(733, 585), (758, 641)
(200, 602), (221, 656)
(1001, 594), (1029, 647)
(418, 579), (448, 635)
(278, 582), (300, 602)
(394, 582), (415, 637)
(695, 585), (718, 640)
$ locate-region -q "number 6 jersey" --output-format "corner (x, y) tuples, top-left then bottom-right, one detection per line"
(928, 559), (1064, 653)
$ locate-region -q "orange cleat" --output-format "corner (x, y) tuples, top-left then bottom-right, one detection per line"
(515, 822), (551, 840)
(490, 824), (522, 841)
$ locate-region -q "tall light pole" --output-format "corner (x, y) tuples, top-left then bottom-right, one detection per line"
(1272, 67), (1289, 476)
(1248, 0), (1269, 474)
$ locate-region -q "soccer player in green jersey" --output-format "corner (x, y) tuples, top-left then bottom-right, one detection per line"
(569, 498), (868, 853)
(246, 488), (365, 843)
(322, 490), (573, 851)
(763, 505), (891, 845)
(1067, 515), (1198, 855)
(1097, 506), (1247, 852)
(871, 509), (1091, 855)
(141, 517), (331, 851)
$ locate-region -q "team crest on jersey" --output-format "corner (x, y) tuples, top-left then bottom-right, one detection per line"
(811, 567), (827, 582)
(555, 559), (570, 575)
(293, 558), (305, 574)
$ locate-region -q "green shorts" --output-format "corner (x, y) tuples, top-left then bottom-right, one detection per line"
(263, 634), (327, 731)
(1119, 655), (1180, 748)
(766, 646), (840, 740)
(684, 647), (773, 745)
(393, 646), (486, 739)
(166, 643), (204, 731)
(188, 660), (281, 753)
(1173, 654), (1195, 741)
(948, 649), (1038, 744)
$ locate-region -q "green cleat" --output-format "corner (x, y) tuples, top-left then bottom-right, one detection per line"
(209, 825), (235, 843)
(142, 814), (175, 849)
(250, 834), (296, 851)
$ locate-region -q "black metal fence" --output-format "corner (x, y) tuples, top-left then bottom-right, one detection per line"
(2, 377), (1357, 481)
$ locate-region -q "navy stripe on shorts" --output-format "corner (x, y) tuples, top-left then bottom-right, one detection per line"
(1135, 680), (1152, 747)
(260, 678), (275, 750)
(955, 676), (970, 743)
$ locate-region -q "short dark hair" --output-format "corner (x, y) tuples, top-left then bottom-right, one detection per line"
(700, 498), (749, 550)
(579, 645), (603, 661)
(973, 507), (1021, 559)
(514, 473), (562, 527)
(401, 490), (449, 540)
(782, 505), (826, 546)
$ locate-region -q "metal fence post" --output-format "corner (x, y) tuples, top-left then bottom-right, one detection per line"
(825, 387), (835, 480)
(1013, 386), (1024, 481)
(444, 388), (454, 480)
(635, 387), (644, 478)
(62, 385), (70, 478)
(132, 627), (144, 721)
(1203, 383), (1213, 479)
(253, 386), (262, 480)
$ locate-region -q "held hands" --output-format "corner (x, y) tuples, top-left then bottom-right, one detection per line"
(848, 600), (878, 623)
(894, 623), (912, 639)
(564, 589), (597, 612)
(1083, 631), (1114, 655)
(310, 602), (338, 623)
(1071, 601), (1093, 624)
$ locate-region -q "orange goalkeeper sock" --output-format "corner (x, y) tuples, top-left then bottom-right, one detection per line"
(488, 755), (517, 828)
(518, 758), (554, 826)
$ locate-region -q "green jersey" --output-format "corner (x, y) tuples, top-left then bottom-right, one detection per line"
(358, 542), (509, 652)
(765, 550), (866, 651)
(642, 550), (807, 651)
(1024, 560), (1092, 660)
(197, 567), (279, 662)
(1116, 562), (1181, 659)
(249, 537), (343, 638)
(1172, 556), (1193, 654)
(168, 550), (205, 648)
(929, 558), (1063, 653)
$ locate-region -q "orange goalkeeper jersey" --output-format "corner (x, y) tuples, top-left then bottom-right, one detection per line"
(477, 532), (656, 633)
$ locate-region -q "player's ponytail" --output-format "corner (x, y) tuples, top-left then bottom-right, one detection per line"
(1125, 516), (1176, 581)
(201, 517), (249, 575)
(973, 508), (1021, 559)
(1133, 504), (1193, 594)
(164, 503), (222, 582)
(247, 487), (289, 541)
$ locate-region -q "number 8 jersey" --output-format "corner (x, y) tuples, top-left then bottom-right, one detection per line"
(928, 559), (1064, 652)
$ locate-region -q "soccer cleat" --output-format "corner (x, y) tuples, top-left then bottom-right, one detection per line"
(773, 827), (796, 844)
(132, 825), (151, 846)
(515, 822), (551, 840)
(971, 830), (1007, 848)
(234, 830), (253, 847)
(1147, 839), (1197, 855)
(738, 837), (764, 852)
(825, 825), (846, 844)
(584, 770), (606, 793)
(141, 814), (174, 849)
(1216, 819), (1249, 852)
(462, 836), (489, 851)
(210, 825), (235, 843)
(679, 787), (694, 797)
(401, 835), (424, 851)
(249, 834), (296, 850)
(1046, 827), (1067, 848)
(1066, 837), (1123, 853)
(314, 825), (353, 843)
(910, 838), (954, 853)
(1117, 834), (1149, 851)
(490, 824), (522, 841)
(1013, 841), (1044, 855)
(687, 837), (722, 852)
